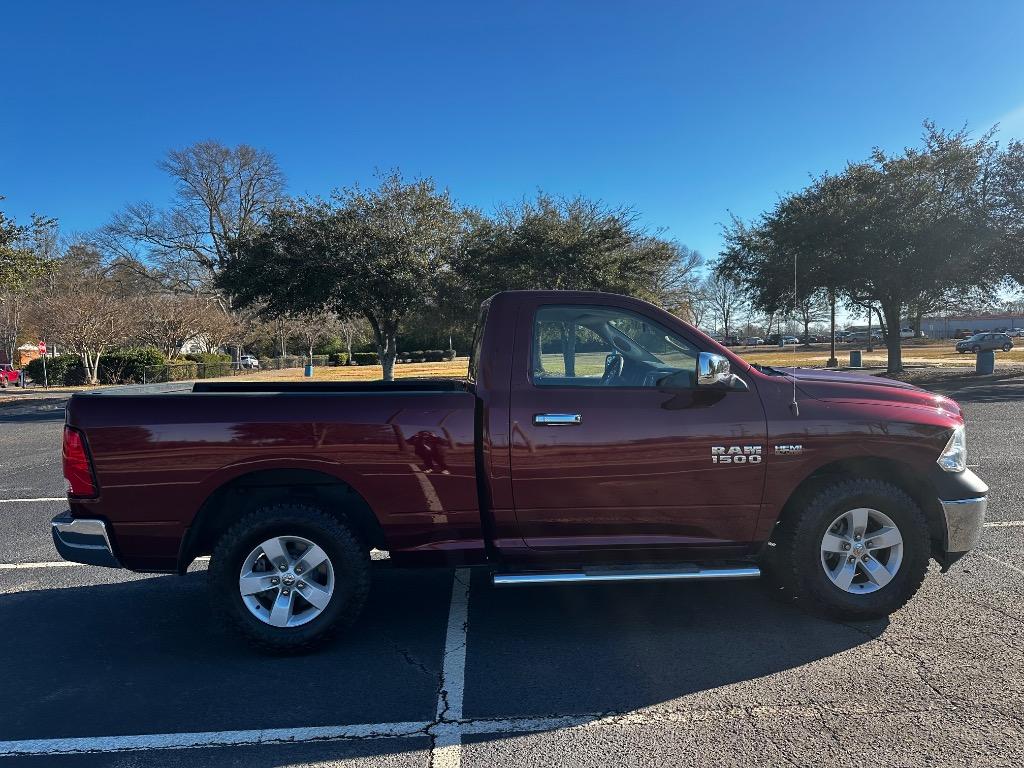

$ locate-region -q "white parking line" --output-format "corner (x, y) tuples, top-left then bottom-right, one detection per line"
(977, 551), (1024, 576)
(984, 521), (1024, 528)
(0, 721), (431, 756)
(433, 567), (472, 768)
(0, 557), (210, 571)
(0, 561), (81, 570)
(0, 497), (65, 504)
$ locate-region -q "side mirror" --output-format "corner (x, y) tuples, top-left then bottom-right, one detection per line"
(697, 352), (731, 386)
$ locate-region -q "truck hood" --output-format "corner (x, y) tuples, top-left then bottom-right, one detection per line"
(770, 367), (960, 417)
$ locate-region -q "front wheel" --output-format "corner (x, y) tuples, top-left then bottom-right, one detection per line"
(770, 479), (930, 620)
(209, 503), (370, 653)
(1003, 344), (1012, 352)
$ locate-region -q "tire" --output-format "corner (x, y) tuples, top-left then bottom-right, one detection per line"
(972, 346), (980, 354)
(770, 479), (930, 620)
(1003, 344), (1012, 352)
(209, 503), (370, 653)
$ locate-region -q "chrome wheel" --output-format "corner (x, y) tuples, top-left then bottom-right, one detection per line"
(239, 535), (335, 627)
(820, 508), (903, 594)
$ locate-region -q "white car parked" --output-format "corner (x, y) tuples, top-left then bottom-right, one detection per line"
(237, 354), (260, 370)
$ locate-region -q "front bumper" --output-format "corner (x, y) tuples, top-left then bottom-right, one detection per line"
(939, 497), (987, 553)
(51, 512), (120, 568)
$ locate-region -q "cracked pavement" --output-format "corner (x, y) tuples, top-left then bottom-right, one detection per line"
(1, 377), (1023, 766)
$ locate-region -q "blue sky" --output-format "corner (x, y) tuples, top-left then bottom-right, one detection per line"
(3, 1), (1024, 264)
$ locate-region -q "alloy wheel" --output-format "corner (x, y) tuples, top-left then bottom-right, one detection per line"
(820, 508), (904, 594)
(238, 535), (335, 627)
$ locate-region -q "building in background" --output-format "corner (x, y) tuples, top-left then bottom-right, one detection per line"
(921, 314), (1023, 339)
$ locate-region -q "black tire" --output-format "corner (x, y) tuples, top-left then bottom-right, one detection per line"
(209, 503), (370, 653)
(770, 479), (930, 620)
(1003, 344), (1012, 352)
(972, 346), (980, 353)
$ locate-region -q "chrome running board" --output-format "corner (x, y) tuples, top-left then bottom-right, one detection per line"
(492, 565), (760, 586)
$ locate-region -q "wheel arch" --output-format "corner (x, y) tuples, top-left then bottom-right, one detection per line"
(178, 468), (387, 573)
(772, 456), (945, 550)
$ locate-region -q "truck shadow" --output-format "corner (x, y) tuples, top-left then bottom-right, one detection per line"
(2, 566), (886, 757)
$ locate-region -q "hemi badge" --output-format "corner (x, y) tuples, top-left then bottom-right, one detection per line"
(774, 444), (803, 455)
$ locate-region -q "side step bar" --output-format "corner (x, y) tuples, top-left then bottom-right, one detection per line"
(493, 565), (760, 586)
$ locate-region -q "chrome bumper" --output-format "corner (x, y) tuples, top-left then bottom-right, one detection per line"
(51, 513), (120, 568)
(939, 497), (987, 553)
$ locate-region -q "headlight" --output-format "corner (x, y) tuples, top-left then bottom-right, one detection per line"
(937, 425), (966, 473)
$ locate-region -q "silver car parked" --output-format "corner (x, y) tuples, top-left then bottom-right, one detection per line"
(955, 332), (1014, 353)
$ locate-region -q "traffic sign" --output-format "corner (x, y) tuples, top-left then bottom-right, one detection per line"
(38, 341), (46, 355)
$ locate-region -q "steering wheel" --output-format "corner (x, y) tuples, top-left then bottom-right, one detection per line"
(601, 352), (624, 384)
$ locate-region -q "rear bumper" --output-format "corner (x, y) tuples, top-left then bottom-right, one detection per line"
(51, 512), (120, 568)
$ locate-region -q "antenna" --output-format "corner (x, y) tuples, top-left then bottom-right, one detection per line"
(789, 250), (800, 416)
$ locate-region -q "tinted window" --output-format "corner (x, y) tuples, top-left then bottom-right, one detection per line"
(532, 305), (699, 388)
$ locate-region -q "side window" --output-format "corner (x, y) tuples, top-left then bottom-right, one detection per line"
(532, 305), (699, 388)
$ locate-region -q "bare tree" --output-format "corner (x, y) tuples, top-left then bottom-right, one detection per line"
(100, 141), (286, 297)
(193, 305), (247, 355)
(32, 258), (140, 384)
(287, 310), (341, 362)
(704, 271), (744, 336)
(337, 315), (369, 364)
(136, 293), (214, 359)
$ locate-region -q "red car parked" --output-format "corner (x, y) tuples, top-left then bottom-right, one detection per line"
(54, 291), (987, 651)
(0, 364), (21, 388)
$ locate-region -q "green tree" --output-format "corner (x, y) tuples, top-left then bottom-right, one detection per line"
(222, 172), (467, 381)
(0, 205), (56, 364)
(719, 123), (1011, 373)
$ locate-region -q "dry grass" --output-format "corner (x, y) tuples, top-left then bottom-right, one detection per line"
(735, 340), (1023, 369)
(227, 358), (471, 382)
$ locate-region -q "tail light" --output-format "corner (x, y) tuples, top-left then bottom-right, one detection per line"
(63, 426), (98, 498)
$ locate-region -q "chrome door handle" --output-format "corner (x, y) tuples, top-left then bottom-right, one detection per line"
(534, 413), (582, 426)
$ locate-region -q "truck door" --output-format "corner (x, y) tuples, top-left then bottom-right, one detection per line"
(508, 298), (767, 552)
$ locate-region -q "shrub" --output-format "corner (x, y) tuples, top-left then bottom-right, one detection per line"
(184, 352), (232, 365)
(442, 349), (456, 361)
(25, 354), (86, 386)
(351, 352), (380, 365)
(424, 349), (445, 362)
(328, 352), (349, 366)
(98, 348), (167, 384)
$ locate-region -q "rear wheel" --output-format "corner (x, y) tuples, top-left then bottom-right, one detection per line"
(770, 479), (930, 620)
(209, 503), (370, 653)
(1003, 344), (1012, 352)
(972, 345), (980, 353)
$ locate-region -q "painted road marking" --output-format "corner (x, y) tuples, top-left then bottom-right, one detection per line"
(0, 562), (80, 570)
(433, 566), (471, 768)
(977, 551), (1024, 576)
(0, 722), (430, 757)
(0, 497), (65, 504)
(0, 557), (210, 570)
(984, 521), (1024, 528)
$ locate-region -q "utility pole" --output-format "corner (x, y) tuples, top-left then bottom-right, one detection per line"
(827, 290), (838, 367)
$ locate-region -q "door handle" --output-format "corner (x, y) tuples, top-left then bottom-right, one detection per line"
(534, 413), (582, 426)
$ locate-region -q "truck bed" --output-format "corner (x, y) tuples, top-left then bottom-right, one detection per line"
(65, 383), (481, 571)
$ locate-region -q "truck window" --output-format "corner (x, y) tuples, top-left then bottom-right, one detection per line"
(532, 305), (698, 388)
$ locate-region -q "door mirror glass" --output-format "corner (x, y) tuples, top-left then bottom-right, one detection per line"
(697, 352), (731, 386)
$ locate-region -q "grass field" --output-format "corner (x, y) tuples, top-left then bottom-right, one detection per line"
(737, 339), (1023, 368)
(229, 358), (472, 382)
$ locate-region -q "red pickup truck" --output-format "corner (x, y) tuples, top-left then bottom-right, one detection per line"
(55, 291), (987, 651)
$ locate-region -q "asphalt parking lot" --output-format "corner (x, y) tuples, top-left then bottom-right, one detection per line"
(2, 378), (1023, 766)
